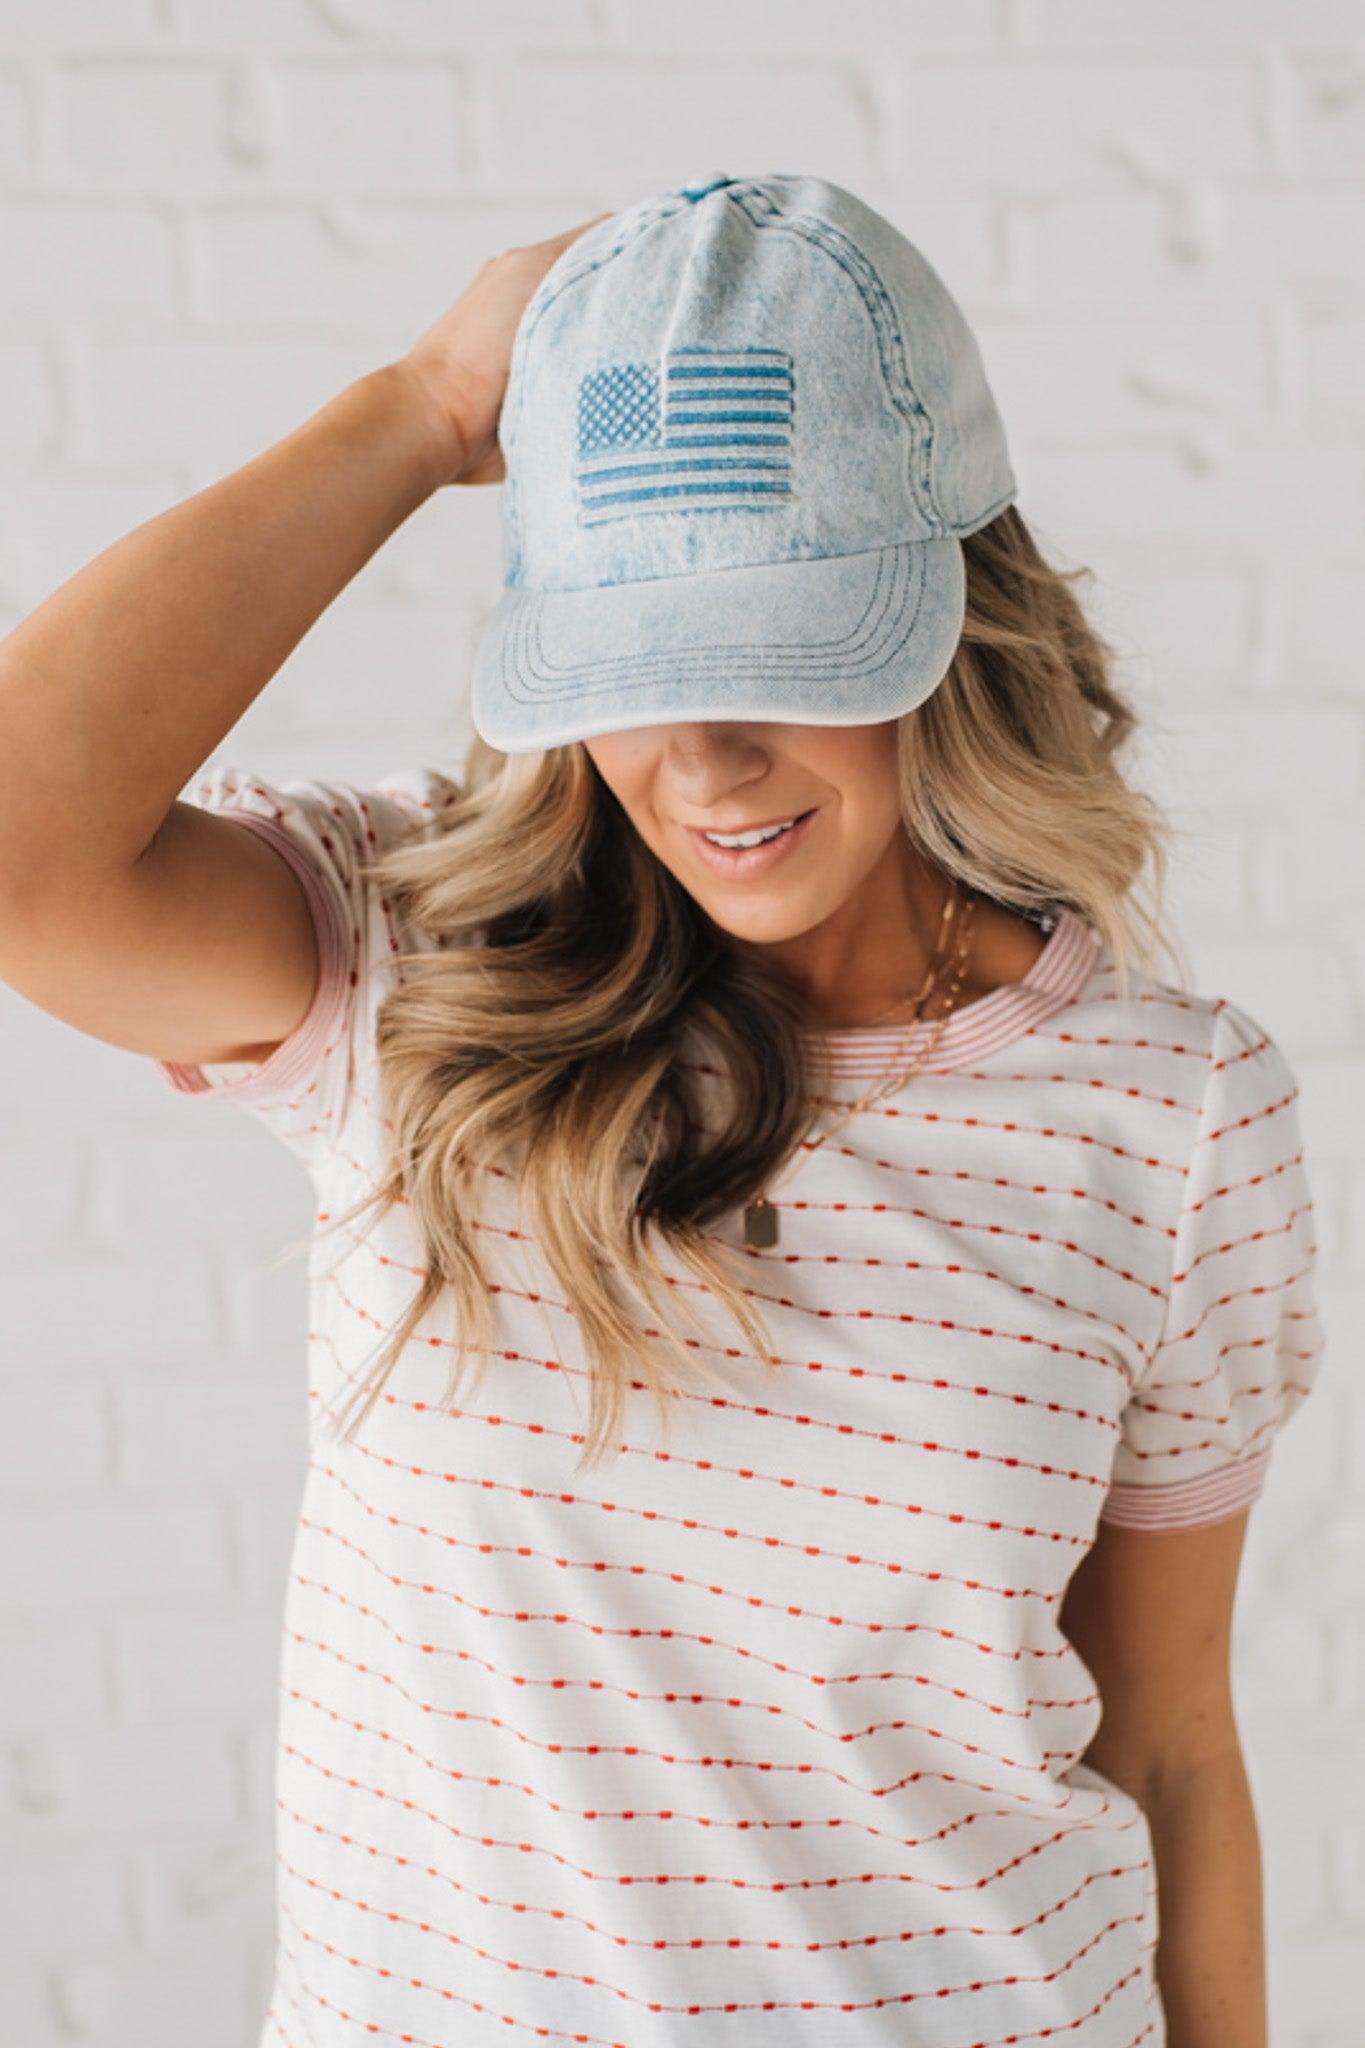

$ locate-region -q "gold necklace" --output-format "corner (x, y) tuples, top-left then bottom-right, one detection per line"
(741, 884), (979, 1250)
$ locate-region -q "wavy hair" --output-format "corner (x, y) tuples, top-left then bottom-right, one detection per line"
(305, 504), (1188, 1470)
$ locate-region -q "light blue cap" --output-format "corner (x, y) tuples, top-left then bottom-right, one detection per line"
(470, 170), (1017, 755)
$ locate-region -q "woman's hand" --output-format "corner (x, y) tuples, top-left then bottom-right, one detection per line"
(396, 212), (614, 489)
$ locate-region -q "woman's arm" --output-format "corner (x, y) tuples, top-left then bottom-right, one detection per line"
(0, 361), (452, 897)
(0, 215), (607, 1071)
(0, 215), (606, 906)
(1143, 1744), (1267, 2047)
(1059, 1506), (1268, 2048)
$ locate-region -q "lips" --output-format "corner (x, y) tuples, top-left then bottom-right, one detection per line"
(684, 806), (819, 877)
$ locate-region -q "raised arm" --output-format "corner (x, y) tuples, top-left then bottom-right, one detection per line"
(0, 216), (607, 1069)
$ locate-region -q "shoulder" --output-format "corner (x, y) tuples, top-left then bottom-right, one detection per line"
(178, 760), (465, 870)
(1033, 937), (1288, 1135)
(364, 763), (467, 840)
(1066, 954), (1307, 1189)
(1060, 937), (1258, 1063)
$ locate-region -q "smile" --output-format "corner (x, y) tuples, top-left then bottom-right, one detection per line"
(684, 807), (819, 876)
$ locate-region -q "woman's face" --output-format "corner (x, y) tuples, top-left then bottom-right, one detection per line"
(581, 718), (911, 952)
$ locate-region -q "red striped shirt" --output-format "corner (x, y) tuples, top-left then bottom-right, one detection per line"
(155, 764), (1325, 2048)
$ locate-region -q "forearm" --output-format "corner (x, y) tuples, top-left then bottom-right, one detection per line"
(0, 360), (456, 890)
(1145, 1748), (1267, 2048)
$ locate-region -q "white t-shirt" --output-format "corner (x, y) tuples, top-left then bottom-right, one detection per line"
(154, 763), (1325, 2048)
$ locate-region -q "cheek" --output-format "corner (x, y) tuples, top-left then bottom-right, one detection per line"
(585, 742), (652, 816)
(583, 746), (631, 806)
(607, 777), (660, 850)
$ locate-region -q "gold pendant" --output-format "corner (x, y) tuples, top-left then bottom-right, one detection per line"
(743, 1197), (779, 1249)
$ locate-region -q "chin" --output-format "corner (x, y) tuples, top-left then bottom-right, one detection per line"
(694, 895), (823, 946)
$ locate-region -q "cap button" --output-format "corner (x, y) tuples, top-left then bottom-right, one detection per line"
(679, 171), (733, 202)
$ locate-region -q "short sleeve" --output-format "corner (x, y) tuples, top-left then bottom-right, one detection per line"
(150, 760), (464, 1171)
(1099, 996), (1326, 1530)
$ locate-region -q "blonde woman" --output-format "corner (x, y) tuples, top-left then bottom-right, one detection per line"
(0, 175), (1322, 2048)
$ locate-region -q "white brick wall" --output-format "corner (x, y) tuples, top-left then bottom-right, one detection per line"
(0, 3), (1360, 2043)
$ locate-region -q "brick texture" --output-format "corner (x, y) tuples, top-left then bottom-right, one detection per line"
(0, 5), (1359, 2043)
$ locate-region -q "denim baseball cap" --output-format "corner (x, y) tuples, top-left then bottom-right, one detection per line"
(470, 170), (1017, 755)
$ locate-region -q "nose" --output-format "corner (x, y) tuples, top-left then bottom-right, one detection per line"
(661, 724), (770, 781)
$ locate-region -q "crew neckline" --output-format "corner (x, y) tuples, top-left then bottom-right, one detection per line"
(798, 904), (1102, 1077)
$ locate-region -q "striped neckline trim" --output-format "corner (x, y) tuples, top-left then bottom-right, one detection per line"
(798, 905), (1102, 1076)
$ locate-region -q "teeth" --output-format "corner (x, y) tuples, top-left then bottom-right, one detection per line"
(704, 816), (798, 849)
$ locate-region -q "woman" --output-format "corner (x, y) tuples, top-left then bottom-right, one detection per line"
(0, 174), (1323, 2048)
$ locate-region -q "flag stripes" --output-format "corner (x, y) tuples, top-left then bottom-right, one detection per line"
(575, 346), (794, 524)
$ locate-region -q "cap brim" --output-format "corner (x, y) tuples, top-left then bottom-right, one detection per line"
(470, 536), (965, 753)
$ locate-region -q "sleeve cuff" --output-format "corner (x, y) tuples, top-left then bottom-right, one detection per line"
(152, 809), (354, 1107)
(1098, 1445), (1273, 1529)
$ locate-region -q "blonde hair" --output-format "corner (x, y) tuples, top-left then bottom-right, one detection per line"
(305, 504), (1188, 1470)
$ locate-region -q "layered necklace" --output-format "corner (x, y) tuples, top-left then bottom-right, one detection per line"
(741, 881), (979, 1250)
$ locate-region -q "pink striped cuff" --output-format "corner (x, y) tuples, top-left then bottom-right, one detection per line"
(1098, 1446), (1273, 1529)
(153, 808), (353, 1107)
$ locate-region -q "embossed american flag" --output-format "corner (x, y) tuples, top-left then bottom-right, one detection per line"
(574, 345), (794, 525)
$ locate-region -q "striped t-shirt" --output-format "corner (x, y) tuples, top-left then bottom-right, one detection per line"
(154, 762), (1325, 2048)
